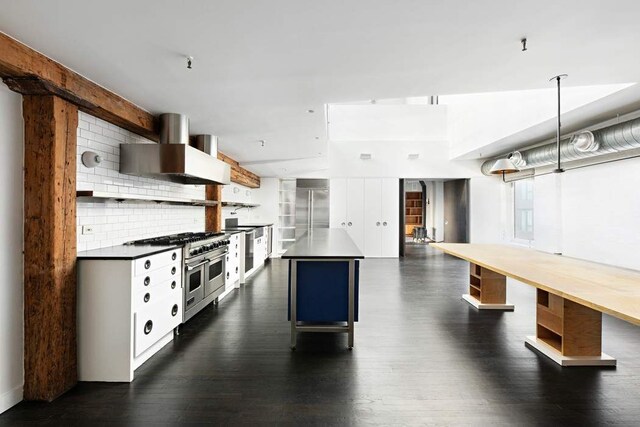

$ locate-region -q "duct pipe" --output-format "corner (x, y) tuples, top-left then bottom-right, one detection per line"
(481, 117), (640, 175)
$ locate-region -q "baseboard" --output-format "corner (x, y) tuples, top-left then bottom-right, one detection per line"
(0, 384), (23, 414)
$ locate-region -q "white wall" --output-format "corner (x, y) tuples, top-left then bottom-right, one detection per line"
(468, 176), (504, 244)
(329, 140), (480, 178)
(470, 157), (640, 271)
(0, 84), (24, 413)
(76, 112), (205, 250)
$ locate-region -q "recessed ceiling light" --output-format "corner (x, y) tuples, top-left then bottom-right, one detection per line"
(307, 109), (314, 113)
(408, 153), (419, 160)
(360, 153), (372, 160)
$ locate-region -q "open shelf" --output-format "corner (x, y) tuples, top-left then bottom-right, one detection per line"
(76, 190), (218, 207)
(220, 201), (260, 208)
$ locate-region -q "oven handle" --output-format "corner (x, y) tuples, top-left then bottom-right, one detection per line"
(206, 252), (227, 263)
(186, 260), (208, 271)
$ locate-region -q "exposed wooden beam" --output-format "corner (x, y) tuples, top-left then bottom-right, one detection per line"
(0, 32), (158, 140)
(218, 152), (261, 188)
(205, 185), (222, 232)
(23, 95), (78, 401)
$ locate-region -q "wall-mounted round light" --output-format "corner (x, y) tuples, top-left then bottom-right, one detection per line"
(570, 131), (598, 152)
(81, 151), (102, 168)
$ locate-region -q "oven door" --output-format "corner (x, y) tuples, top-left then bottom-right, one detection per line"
(205, 251), (226, 297)
(184, 258), (206, 315)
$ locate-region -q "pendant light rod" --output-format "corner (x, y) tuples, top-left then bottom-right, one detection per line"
(550, 74), (568, 173)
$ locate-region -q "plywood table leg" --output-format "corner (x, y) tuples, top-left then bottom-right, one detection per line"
(525, 289), (616, 366)
(462, 263), (514, 310)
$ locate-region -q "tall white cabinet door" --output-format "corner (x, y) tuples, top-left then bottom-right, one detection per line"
(380, 178), (399, 257)
(363, 179), (382, 257)
(346, 178), (365, 252)
(329, 178), (347, 228)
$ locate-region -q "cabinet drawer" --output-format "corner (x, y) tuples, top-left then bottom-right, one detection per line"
(134, 262), (181, 291)
(134, 293), (182, 357)
(134, 277), (182, 312)
(134, 249), (182, 277)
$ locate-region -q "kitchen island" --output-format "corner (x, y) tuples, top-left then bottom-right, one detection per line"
(282, 228), (364, 349)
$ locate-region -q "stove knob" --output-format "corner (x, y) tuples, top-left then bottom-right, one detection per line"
(196, 248), (203, 254)
(213, 242), (219, 248)
(189, 250), (196, 256)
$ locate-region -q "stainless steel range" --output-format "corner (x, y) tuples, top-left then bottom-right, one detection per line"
(128, 232), (231, 322)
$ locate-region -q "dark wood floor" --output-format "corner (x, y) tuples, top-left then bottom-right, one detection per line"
(3, 245), (640, 426)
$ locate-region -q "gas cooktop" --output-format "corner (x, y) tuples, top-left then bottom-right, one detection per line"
(128, 232), (226, 246)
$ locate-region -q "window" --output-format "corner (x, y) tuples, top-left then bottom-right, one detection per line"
(513, 178), (534, 240)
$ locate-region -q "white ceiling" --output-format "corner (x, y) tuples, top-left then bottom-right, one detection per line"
(2, 0), (640, 177)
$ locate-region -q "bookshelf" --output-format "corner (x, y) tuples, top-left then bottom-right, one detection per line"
(405, 191), (423, 236)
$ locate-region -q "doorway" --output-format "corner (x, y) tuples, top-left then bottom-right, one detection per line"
(400, 178), (469, 255)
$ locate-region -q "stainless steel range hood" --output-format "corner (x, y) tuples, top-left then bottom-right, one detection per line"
(119, 113), (231, 185)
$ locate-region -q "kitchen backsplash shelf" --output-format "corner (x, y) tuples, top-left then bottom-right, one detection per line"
(221, 201), (260, 208)
(77, 190), (218, 207)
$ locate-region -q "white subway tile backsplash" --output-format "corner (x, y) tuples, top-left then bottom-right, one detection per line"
(76, 112), (205, 250)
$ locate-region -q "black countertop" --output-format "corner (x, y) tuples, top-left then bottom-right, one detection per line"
(281, 228), (364, 259)
(77, 244), (181, 260)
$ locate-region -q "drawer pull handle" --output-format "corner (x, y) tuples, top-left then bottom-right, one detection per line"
(187, 297), (195, 307)
(226, 272), (230, 279)
(235, 267), (238, 273)
(172, 252), (177, 260)
(171, 281), (177, 289)
(144, 293), (150, 303)
(144, 276), (150, 286)
(144, 320), (153, 335)
(144, 260), (151, 269)
(171, 304), (179, 317)
(171, 267), (177, 275)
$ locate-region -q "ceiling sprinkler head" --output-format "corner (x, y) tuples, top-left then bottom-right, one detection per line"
(186, 56), (194, 69)
(259, 139), (266, 147)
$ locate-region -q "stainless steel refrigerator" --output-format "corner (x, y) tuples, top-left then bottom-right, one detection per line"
(295, 179), (330, 238)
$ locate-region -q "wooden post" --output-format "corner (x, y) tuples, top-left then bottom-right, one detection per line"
(205, 185), (222, 232)
(23, 95), (78, 401)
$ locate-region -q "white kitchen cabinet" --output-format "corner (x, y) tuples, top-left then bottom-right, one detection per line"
(77, 248), (182, 382)
(330, 178), (398, 257)
(379, 178), (400, 257)
(226, 233), (241, 289)
(330, 178), (348, 228)
(330, 178), (365, 251)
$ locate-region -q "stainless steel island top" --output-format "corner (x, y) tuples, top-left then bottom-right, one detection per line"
(281, 228), (363, 259)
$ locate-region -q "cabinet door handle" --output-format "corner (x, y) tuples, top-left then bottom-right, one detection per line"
(171, 280), (177, 289)
(144, 276), (151, 286)
(144, 260), (151, 270)
(171, 267), (177, 275)
(171, 252), (177, 261)
(144, 320), (153, 335)
(376, 222), (380, 226)
(347, 222), (352, 227)
(383, 221), (388, 226)
(341, 222), (346, 226)
(171, 304), (179, 317)
(144, 293), (150, 303)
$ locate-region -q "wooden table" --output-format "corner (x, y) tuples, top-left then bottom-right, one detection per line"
(431, 243), (640, 366)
